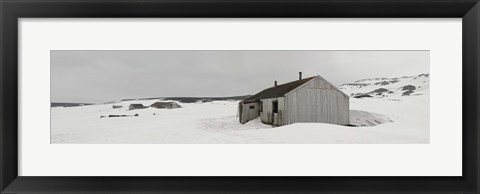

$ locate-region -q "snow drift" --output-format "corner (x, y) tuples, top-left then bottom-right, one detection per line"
(51, 74), (429, 144)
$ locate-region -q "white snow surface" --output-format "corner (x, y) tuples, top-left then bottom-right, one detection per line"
(51, 74), (429, 144)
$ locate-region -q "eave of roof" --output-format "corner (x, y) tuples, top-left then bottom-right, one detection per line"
(242, 76), (315, 103)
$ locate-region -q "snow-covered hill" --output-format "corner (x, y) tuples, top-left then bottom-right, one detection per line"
(338, 73), (429, 99)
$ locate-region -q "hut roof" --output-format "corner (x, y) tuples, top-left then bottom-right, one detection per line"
(129, 104), (144, 107)
(242, 76), (315, 103)
(151, 102), (169, 106)
(150, 101), (182, 109)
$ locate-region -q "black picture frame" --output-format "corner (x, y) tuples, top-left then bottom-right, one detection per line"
(1, 0), (479, 193)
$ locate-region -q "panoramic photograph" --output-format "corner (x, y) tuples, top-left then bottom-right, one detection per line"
(51, 50), (429, 144)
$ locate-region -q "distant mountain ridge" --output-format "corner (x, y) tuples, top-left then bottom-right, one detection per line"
(339, 73), (429, 99)
(121, 95), (252, 103)
(52, 95), (253, 107)
(51, 102), (93, 107)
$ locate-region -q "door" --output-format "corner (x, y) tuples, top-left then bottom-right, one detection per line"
(272, 100), (278, 124)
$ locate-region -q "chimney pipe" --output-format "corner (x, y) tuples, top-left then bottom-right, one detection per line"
(299, 72), (302, 80)
(274, 81), (277, 87)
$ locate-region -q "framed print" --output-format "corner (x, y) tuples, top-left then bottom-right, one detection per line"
(48, 50), (430, 144)
(1, 0), (479, 193)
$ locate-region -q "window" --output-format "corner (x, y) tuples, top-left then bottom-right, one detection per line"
(272, 101), (278, 113)
(259, 101), (263, 112)
(249, 105), (254, 109)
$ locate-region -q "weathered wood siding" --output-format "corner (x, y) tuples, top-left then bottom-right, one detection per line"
(284, 77), (349, 125)
(259, 97), (285, 126)
(239, 102), (260, 124)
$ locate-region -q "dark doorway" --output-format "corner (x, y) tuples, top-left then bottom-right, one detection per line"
(272, 101), (278, 113)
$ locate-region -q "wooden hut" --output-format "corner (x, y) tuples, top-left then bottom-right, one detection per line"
(112, 105), (123, 109)
(150, 102), (181, 109)
(129, 104), (146, 110)
(238, 72), (349, 126)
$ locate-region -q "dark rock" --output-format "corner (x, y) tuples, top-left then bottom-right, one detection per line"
(374, 81), (391, 86)
(418, 73), (429, 77)
(369, 88), (389, 93)
(402, 90), (414, 96)
(107, 114), (138, 118)
(400, 85), (416, 91)
(399, 85), (416, 96)
(353, 94), (373, 98)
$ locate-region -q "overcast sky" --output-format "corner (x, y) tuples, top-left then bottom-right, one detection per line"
(51, 50), (429, 103)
